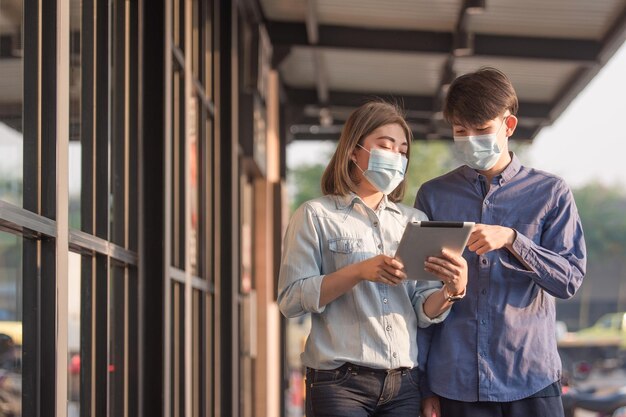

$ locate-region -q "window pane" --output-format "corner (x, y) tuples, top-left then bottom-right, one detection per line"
(192, 290), (203, 417)
(0, 231), (22, 417)
(202, 108), (213, 282)
(171, 63), (185, 269)
(190, 98), (200, 276)
(204, 0), (213, 99)
(68, 251), (81, 417)
(69, 0), (82, 230)
(171, 282), (185, 417)
(109, 265), (126, 417)
(0, 0), (24, 206)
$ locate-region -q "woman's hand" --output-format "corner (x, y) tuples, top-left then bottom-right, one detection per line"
(357, 254), (407, 286)
(424, 249), (467, 295)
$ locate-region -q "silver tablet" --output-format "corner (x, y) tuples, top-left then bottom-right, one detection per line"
(395, 221), (475, 280)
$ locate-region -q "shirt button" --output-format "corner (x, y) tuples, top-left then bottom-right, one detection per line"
(378, 244), (383, 249)
(373, 221), (379, 227)
(482, 289), (487, 295)
(484, 200), (489, 205)
(386, 325), (392, 331)
(481, 319), (487, 325)
(392, 352), (397, 358)
(482, 258), (488, 265)
(383, 298), (388, 304)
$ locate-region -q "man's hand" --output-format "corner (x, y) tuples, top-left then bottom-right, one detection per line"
(421, 395), (441, 417)
(467, 224), (516, 255)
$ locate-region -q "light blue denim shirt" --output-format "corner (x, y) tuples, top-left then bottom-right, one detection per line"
(278, 193), (448, 371)
(415, 154), (586, 402)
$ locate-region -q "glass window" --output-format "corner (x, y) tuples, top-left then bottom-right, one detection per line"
(109, 264), (127, 416)
(192, 289), (204, 417)
(190, 97), (200, 276)
(68, 251), (81, 417)
(0, 0), (24, 206)
(69, 0), (82, 230)
(0, 231), (22, 417)
(171, 61), (185, 269)
(171, 282), (185, 417)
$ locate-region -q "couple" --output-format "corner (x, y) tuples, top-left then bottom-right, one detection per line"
(277, 68), (587, 417)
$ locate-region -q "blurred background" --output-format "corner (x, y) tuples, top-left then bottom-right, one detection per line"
(2, 0), (626, 416)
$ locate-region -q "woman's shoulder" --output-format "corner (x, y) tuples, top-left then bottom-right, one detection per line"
(293, 195), (339, 217)
(393, 201), (429, 222)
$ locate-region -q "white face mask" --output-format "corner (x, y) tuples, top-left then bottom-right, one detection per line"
(355, 144), (408, 195)
(453, 117), (508, 171)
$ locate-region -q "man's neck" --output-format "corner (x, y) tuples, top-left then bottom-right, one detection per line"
(478, 151), (513, 183)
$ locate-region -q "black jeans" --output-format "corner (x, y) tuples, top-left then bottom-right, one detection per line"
(305, 363), (421, 417)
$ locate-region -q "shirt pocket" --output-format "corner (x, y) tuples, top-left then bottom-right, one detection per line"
(327, 237), (365, 272)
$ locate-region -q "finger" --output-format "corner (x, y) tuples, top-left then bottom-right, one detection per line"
(382, 265), (407, 280)
(379, 270), (402, 285)
(474, 242), (493, 255)
(467, 239), (485, 252)
(439, 249), (464, 266)
(385, 257), (404, 270)
(424, 263), (452, 280)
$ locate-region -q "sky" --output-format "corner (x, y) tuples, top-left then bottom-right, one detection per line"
(287, 40), (626, 191)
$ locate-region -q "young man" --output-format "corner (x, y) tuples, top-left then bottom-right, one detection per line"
(415, 67), (586, 417)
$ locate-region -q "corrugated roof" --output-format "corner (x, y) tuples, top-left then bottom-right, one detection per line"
(257, 0), (626, 140)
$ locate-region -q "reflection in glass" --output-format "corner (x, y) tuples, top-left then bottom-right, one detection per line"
(190, 98), (200, 276)
(0, 0), (24, 206)
(0, 231), (23, 417)
(68, 252), (81, 417)
(109, 265), (126, 416)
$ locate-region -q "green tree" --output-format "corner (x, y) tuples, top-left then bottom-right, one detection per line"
(573, 183), (626, 260)
(288, 162), (327, 213)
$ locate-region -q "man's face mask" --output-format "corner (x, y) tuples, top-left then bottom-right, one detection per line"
(355, 144), (408, 195)
(453, 116), (508, 171)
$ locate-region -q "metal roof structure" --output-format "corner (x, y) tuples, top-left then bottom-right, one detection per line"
(257, 0), (626, 141)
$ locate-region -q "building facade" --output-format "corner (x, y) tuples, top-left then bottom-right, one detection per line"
(0, 0), (286, 416)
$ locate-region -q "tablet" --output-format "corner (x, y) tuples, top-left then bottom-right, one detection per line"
(394, 221), (475, 280)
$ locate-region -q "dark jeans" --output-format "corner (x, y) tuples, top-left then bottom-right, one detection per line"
(439, 394), (565, 417)
(305, 363), (421, 417)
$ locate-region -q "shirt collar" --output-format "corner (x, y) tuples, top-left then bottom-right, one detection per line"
(459, 152), (523, 184)
(334, 193), (402, 214)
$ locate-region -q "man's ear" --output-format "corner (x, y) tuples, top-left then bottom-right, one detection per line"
(505, 115), (518, 137)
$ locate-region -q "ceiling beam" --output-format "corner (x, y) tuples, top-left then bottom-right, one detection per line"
(266, 21), (601, 63)
(290, 124), (538, 141)
(284, 87), (551, 120)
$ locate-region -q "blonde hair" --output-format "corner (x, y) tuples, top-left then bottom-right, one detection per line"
(321, 101), (412, 202)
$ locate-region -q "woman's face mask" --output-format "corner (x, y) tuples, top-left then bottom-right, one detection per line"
(355, 144), (408, 195)
(453, 116), (508, 171)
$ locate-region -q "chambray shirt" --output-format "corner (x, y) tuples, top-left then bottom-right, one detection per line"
(415, 154), (586, 402)
(278, 193), (448, 371)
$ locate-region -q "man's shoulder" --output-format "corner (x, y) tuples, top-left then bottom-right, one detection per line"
(420, 166), (466, 189)
(519, 166), (570, 191)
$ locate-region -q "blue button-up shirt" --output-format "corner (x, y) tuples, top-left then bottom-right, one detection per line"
(278, 193), (448, 371)
(415, 154), (586, 402)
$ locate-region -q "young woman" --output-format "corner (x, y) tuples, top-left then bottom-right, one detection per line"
(278, 101), (468, 417)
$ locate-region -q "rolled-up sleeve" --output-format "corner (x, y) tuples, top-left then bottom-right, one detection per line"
(412, 285), (449, 328)
(277, 203), (327, 317)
